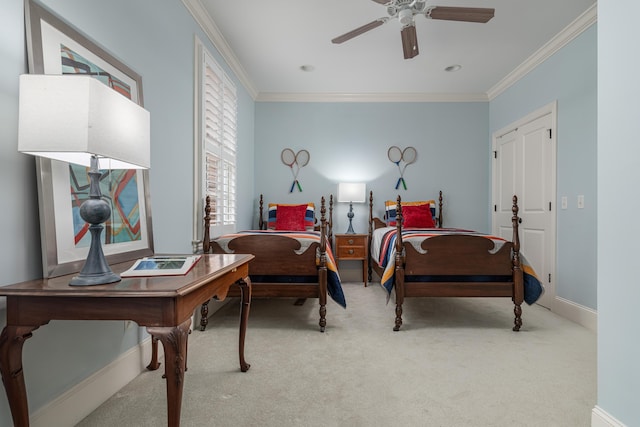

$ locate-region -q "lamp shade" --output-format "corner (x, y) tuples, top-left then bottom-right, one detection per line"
(18, 74), (150, 169)
(337, 182), (366, 203)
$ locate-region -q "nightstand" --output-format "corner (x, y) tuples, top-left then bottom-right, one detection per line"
(334, 233), (369, 286)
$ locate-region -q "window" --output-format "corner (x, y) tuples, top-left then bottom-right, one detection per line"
(194, 40), (237, 242)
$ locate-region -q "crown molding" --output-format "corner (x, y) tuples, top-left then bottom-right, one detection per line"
(181, 0), (258, 99)
(255, 92), (489, 103)
(186, 0), (596, 103)
(487, 3), (597, 100)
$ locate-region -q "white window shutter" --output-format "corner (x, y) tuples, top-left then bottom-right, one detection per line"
(202, 51), (237, 233)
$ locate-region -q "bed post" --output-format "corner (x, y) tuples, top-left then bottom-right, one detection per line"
(199, 196), (214, 331)
(328, 194), (333, 247)
(368, 191), (374, 282)
(320, 197), (327, 255)
(203, 195), (211, 253)
(258, 194), (265, 230)
(318, 196), (328, 332)
(437, 190), (444, 228)
(394, 195), (405, 331)
(512, 195), (524, 331)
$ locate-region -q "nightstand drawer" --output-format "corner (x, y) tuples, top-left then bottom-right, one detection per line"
(337, 236), (361, 247)
(337, 245), (366, 259)
(335, 234), (368, 260)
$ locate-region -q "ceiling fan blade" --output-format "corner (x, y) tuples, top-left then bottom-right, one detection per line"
(370, 0), (389, 4)
(331, 19), (387, 44)
(426, 6), (495, 23)
(401, 25), (419, 59)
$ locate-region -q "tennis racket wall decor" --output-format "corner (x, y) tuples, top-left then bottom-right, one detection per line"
(387, 146), (417, 190)
(281, 148), (310, 192)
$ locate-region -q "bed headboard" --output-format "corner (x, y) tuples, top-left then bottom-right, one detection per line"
(203, 194), (333, 253)
(368, 190), (444, 232)
(202, 194), (333, 253)
(257, 194), (333, 234)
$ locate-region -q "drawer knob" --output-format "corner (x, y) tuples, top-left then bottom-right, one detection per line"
(348, 249), (354, 255)
(348, 239), (354, 245)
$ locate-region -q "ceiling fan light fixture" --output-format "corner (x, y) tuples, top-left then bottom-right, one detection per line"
(414, 1), (427, 12)
(398, 8), (414, 27)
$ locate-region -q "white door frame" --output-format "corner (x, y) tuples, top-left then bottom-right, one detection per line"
(492, 101), (557, 310)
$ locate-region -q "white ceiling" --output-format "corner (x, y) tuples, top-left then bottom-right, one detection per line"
(185, 0), (596, 101)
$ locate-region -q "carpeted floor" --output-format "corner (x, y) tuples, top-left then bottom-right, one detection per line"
(77, 282), (596, 427)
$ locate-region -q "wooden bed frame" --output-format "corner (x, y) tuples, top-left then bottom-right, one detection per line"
(368, 191), (524, 331)
(200, 195), (334, 332)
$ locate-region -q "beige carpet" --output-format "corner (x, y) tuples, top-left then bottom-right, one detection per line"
(77, 282), (596, 427)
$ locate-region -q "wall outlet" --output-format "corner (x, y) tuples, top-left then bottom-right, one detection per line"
(561, 196), (567, 209)
(577, 195), (585, 209)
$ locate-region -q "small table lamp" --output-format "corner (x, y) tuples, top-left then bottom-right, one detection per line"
(337, 183), (366, 234)
(18, 74), (150, 286)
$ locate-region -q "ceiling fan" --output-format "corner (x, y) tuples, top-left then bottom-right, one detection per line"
(331, 0), (495, 59)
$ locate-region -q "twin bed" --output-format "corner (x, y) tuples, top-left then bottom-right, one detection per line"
(201, 195), (345, 332)
(368, 191), (542, 331)
(198, 191), (542, 333)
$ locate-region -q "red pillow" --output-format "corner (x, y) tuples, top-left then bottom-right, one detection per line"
(402, 204), (435, 228)
(275, 204), (307, 231)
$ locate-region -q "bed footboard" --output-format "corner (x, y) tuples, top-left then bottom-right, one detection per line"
(211, 235), (320, 276)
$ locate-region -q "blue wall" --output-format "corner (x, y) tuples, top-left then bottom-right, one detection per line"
(0, 0), (254, 424)
(255, 101), (490, 235)
(598, 1), (640, 425)
(490, 26), (598, 310)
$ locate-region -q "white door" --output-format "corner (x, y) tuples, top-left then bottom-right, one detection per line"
(492, 103), (556, 309)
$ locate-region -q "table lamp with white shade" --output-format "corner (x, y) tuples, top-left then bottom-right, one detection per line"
(337, 182), (366, 234)
(18, 74), (150, 286)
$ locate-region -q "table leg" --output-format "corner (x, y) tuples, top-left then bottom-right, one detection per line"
(146, 335), (161, 371)
(236, 276), (252, 372)
(0, 325), (41, 427)
(147, 318), (191, 427)
(147, 330), (191, 373)
(199, 301), (209, 331)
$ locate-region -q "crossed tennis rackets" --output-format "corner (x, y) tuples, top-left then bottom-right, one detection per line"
(281, 148), (310, 192)
(388, 146), (417, 190)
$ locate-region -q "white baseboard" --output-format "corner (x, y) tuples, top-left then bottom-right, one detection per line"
(592, 405), (627, 427)
(30, 333), (160, 427)
(553, 295), (597, 333)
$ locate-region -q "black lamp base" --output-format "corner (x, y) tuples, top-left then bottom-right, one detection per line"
(69, 224), (120, 286)
(70, 271), (120, 286)
(69, 156), (121, 286)
(345, 201), (355, 234)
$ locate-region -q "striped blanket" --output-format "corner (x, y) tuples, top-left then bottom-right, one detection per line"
(213, 230), (346, 308)
(373, 227), (543, 305)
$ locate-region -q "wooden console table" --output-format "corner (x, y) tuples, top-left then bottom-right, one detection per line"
(0, 253), (253, 427)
